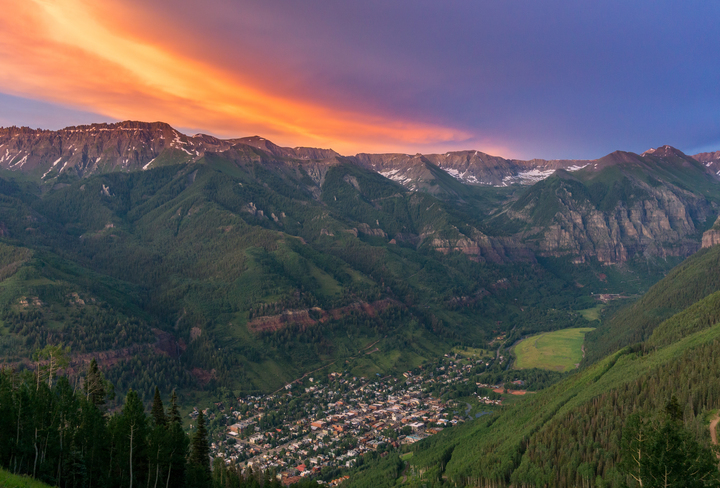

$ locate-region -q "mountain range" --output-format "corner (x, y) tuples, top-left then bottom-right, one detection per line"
(2, 121), (718, 266)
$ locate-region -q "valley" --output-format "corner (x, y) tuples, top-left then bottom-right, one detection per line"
(1, 121), (720, 487)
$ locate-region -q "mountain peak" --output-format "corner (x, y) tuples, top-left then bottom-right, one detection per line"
(641, 145), (686, 158)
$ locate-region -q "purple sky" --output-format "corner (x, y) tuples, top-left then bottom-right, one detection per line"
(2, 0), (719, 159)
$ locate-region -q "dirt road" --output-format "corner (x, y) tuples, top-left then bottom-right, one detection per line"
(710, 412), (720, 459)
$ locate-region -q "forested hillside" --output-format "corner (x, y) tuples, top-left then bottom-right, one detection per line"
(345, 245), (720, 488)
(584, 245), (720, 363)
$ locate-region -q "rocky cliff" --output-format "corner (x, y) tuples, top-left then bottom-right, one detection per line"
(0, 121), (338, 180)
(693, 150), (720, 176)
(702, 217), (720, 248)
(503, 149), (719, 264)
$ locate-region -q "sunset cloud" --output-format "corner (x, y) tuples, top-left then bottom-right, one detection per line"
(0, 0), (478, 155)
(1, 1), (718, 159)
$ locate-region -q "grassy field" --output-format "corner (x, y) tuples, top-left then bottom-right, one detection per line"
(578, 304), (604, 322)
(0, 469), (55, 488)
(451, 346), (493, 359)
(513, 327), (594, 372)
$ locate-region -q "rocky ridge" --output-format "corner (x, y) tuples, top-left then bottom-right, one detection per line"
(351, 151), (589, 190)
(693, 150), (720, 176)
(0, 121), (630, 190)
(503, 149), (718, 263)
(0, 121), (339, 181)
(1, 121), (719, 265)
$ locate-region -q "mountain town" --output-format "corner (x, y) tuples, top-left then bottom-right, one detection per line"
(201, 352), (517, 485)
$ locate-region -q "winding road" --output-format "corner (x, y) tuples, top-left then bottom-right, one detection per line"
(710, 412), (720, 459)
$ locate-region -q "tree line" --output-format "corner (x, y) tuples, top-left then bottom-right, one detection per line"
(0, 347), (308, 488)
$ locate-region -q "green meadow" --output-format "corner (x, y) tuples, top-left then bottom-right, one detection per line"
(513, 327), (594, 372)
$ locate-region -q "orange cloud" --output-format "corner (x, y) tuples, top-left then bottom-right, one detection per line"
(0, 0), (506, 155)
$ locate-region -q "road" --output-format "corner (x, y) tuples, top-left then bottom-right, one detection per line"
(710, 412), (720, 459)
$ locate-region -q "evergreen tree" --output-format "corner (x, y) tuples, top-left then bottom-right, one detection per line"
(187, 409), (211, 488)
(620, 399), (720, 488)
(151, 387), (166, 426)
(169, 389), (182, 424)
(76, 396), (109, 488)
(84, 358), (107, 408)
(165, 390), (189, 488)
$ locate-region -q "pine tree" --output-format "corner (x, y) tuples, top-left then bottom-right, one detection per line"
(187, 409), (211, 488)
(84, 358), (107, 407)
(169, 389), (182, 424)
(189, 409), (210, 471)
(151, 387), (166, 426)
(620, 400), (720, 488)
(165, 390), (188, 488)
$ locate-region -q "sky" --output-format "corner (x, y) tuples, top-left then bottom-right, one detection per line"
(0, 0), (719, 159)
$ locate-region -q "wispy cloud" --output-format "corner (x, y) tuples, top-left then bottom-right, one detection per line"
(0, 0), (479, 155)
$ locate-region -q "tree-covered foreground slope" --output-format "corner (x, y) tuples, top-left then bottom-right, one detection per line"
(346, 244), (720, 488)
(0, 356), (297, 488)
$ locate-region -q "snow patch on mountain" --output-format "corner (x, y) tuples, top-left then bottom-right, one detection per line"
(142, 158), (156, 170)
(567, 163), (589, 172)
(439, 167), (480, 184)
(501, 169), (556, 186)
(379, 169), (412, 184)
(42, 157), (64, 179)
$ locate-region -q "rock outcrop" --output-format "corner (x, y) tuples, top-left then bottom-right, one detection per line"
(506, 152), (717, 264)
(702, 217), (720, 248)
(247, 299), (399, 333)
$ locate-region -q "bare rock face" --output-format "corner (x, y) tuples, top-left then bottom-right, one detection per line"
(702, 217), (720, 248)
(515, 176), (712, 264)
(356, 223), (387, 238)
(427, 230), (535, 264)
(0, 121), (338, 181)
(0, 122), (209, 177)
(702, 230), (720, 248)
(693, 150), (720, 176)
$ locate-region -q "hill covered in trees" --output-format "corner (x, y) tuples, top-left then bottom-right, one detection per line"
(345, 245), (720, 488)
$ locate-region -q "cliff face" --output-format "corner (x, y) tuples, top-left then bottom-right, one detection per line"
(0, 121), (338, 180)
(504, 150), (718, 264)
(0, 122), (206, 177)
(693, 150), (720, 176)
(702, 229), (720, 248)
(247, 299), (399, 333)
(428, 233), (536, 264)
(536, 185), (709, 263)
(702, 217), (720, 248)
